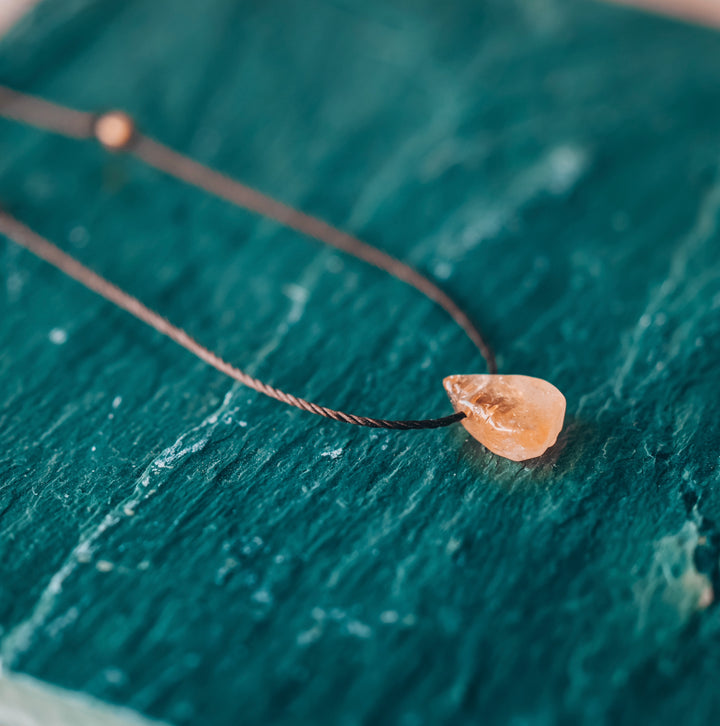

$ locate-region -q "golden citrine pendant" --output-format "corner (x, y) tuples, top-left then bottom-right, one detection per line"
(443, 375), (566, 462)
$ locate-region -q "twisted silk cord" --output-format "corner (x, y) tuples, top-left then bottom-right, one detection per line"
(0, 85), (497, 430)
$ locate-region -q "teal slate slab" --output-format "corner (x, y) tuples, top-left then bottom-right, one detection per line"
(1, 1), (720, 724)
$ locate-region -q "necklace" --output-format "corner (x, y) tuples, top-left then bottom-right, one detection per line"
(0, 86), (566, 462)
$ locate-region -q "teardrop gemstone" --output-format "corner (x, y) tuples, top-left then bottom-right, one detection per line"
(443, 374), (566, 461)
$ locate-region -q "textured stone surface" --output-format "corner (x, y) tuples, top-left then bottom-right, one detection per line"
(1, 1), (720, 725)
(444, 374), (565, 461)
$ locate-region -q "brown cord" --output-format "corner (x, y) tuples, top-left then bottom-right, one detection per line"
(0, 85), (95, 139)
(0, 86), (498, 430)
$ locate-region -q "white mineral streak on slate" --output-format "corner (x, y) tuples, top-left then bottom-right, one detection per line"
(0, 670), (168, 726)
(243, 262), (319, 375)
(297, 607), (374, 646)
(3, 240), (25, 299)
(634, 521), (713, 631)
(612, 173), (720, 399)
(0, 387), (243, 666)
(48, 327), (68, 345)
(415, 143), (590, 267)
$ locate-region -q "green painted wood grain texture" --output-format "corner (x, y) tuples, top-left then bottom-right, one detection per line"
(1, 1), (720, 724)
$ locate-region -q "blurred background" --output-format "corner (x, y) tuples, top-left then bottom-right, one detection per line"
(611, 0), (720, 26)
(1, 1), (720, 726)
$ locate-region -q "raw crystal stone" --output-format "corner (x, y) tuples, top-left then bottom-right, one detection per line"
(443, 374), (566, 462)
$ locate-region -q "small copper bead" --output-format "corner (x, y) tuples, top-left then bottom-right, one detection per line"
(94, 111), (135, 150)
